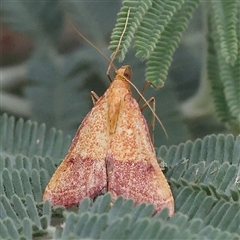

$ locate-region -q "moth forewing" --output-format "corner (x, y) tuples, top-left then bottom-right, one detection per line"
(42, 94), (109, 206)
(105, 66), (174, 215)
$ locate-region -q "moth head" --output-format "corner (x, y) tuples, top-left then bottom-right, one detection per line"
(123, 65), (132, 81)
(115, 65), (132, 82)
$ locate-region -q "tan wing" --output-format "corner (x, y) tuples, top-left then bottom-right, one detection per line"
(106, 93), (174, 216)
(43, 94), (109, 206)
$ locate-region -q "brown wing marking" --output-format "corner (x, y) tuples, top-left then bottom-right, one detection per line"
(43, 95), (109, 206)
(106, 93), (174, 216)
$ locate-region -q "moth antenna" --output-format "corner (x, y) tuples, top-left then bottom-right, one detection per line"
(68, 10), (167, 138)
(106, 7), (131, 76)
(67, 17), (117, 72)
(124, 77), (169, 139)
(137, 81), (149, 104)
(109, 8), (167, 138)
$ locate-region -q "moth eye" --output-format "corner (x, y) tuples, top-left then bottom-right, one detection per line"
(124, 72), (129, 78)
(124, 67), (132, 80)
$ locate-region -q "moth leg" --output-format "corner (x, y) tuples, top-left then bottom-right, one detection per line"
(140, 97), (156, 145)
(137, 81), (150, 104)
(91, 91), (100, 105)
(106, 65), (113, 82)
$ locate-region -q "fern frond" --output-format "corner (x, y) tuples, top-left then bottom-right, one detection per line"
(198, 225), (239, 240)
(21, 218), (32, 240)
(1, 1), (111, 136)
(110, 0), (200, 87)
(0, 114), (71, 162)
(169, 161), (238, 201)
(1, 218), (20, 240)
(26, 48), (108, 137)
(53, 191), (240, 239)
(0, 195), (51, 239)
(208, 9), (240, 131)
(174, 185), (240, 234)
(218, 54), (240, 130)
(1, 114), (240, 238)
(134, 0), (184, 58)
(109, 0), (152, 61)
(210, 0), (238, 65)
(145, 0), (199, 87)
(159, 134), (240, 166)
(1, 155), (55, 179)
(202, 200), (240, 233)
(1, 157), (56, 201)
(1, 196), (20, 226)
(158, 134), (240, 200)
(79, 214), (108, 239)
(207, 18), (231, 123)
(0, 219), (9, 239)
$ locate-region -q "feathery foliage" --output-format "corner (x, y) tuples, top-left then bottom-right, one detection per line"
(1, 1), (239, 132)
(1, 0), (240, 239)
(0, 114), (239, 239)
(110, 0), (199, 87)
(210, 0), (238, 65)
(1, 1), (111, 136)
(0, 113), (71, 163)
(207, 5), (240, 131)
(1, 0), (188, 145)
(109, 0), (240, 131)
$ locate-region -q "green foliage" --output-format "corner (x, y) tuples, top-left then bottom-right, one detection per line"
(1, 1), (189, 146)
(0, 114), (239, 239)
(25, 48), (108, 136)
(0, 113), (71, 163)
(145, 0), (199, 87)
(1, 0), (240, 239)
(207, 5), (240, 131)
(109, 0), (240, 131)
(1, 1), (112, 136)
(110, 0), (199, 87)
(210, 0), (238, 65)
(1, 1), (239, 134)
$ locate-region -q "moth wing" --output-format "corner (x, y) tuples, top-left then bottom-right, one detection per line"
(43, 95), (109, 206)
(107, 93), (174, 216)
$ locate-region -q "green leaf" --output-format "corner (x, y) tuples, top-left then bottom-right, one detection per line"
(145, 0), (199, 87)
(3, 218), (20, 240)
(110, 0), (152, 61)
(208, 6), (240, 131)
(110, 0), (200, 87)
(210, 0), (238, 65)
(1, 116), (239, 238)
(0, 114), (71, 163)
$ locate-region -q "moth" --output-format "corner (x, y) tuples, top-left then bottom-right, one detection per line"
(43, 10), (174, 216)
